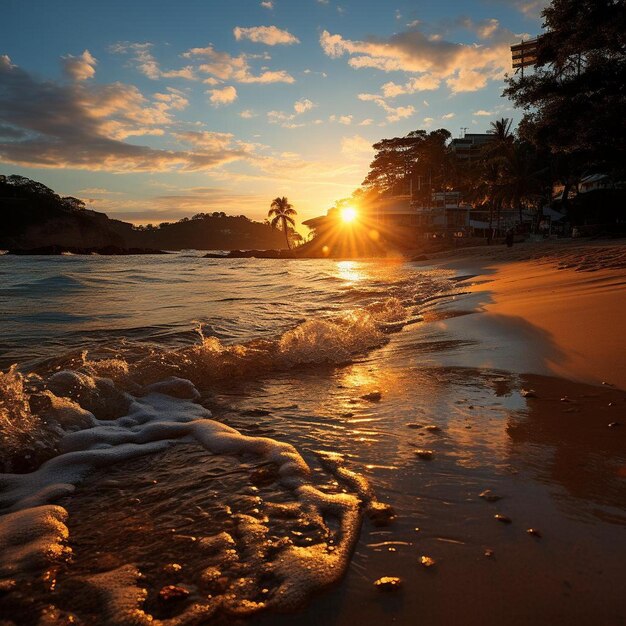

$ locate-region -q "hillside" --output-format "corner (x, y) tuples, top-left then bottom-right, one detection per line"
(0, 175), (287, 251)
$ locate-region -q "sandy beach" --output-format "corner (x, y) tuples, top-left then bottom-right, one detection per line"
(1, 240), (625, 626)
(428, 239), (626, 388)
(251, 239), (626, 626)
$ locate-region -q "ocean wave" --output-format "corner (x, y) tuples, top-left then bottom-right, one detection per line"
(0, 371), (384, 620)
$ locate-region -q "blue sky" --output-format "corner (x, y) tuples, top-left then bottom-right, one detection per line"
(0, 0), (546, 225)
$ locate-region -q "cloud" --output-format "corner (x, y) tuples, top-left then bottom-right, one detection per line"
(474, 109), (494, 116)
(233, 25), (300, 45)
(320, 23), (513, 93)
(330, 114), (353, 125)
(173, 131), (237, 151)
(183, 44), (294, 84)
(62, 50), (97, 81)
(359, 118), (374, 126)
(207, 85), (238, 106)
(260, 0), (273, 7)
(380, 75), (441, 98)
(357, 93), (415, 123)
(240, 109), (257, 118)
(489, 0), (548, 19)
(111, 42), (196, 80)
(442, 112), (455, 119)
(267, 98), (316, 126)
(293, 98), (315, 114)
(340, 134), (373, 156)
(0, 56), (251, 172)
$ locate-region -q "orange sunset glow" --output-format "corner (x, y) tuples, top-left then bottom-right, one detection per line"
(1, 1), (625, 625)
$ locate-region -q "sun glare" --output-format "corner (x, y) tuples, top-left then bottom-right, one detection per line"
(341, 206), (357, 223)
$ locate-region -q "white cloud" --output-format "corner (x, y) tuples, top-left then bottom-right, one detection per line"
(357, 93), (416, 123)
(380, 75), (441, 98)
(294, 98), (315, 114)
(341, 134), (373, 156)
(359, 118), (374, 126)
(173, 131), (237, 151)
(111, 42), (196, 80)
(320, 24), (513, 94)
(260, 0), (273, 8)
(442, 112), (455, 119)
(183, 44), (294, 84)
(473, 109), (494, 116)
(233, 25), (300, 46)
(207, 85), (238, 106)
(240, 109), (257, 118)
(62, 50), (97, 81)
(267, 98), (316, 126)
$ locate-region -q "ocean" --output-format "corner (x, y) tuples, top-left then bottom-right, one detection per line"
(1, 252), (625, 626)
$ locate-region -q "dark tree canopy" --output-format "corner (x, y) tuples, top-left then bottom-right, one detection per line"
(362, 129), (451, 199)
(504, 0), (626, 177)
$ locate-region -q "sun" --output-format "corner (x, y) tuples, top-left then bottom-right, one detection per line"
(340, 206), (358, 223)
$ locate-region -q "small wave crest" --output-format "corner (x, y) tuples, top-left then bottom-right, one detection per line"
(0, 370), (381, 620)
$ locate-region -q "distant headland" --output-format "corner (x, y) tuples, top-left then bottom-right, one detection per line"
(0, 175), (288, 253)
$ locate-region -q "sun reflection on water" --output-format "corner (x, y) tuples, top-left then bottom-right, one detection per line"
(336, 260), (366, 283)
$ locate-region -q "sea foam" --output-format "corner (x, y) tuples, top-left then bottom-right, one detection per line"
(0, 371), (374, 620)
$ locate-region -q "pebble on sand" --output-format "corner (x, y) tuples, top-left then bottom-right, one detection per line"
(414, 449), (434, 460)
(526, 528), (542, 538)
(520, 389), (537, 398)
(479, 489), (503, 502)
(362, 391), (383, 402)
(158, 585), (190, 603)
(494, 514), (512, 524)
(420, 555), (436, 568)
(367, 501), (397, 527)
(374, 576), (402, 591)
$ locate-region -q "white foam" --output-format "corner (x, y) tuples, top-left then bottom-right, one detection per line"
(0, 372), (369, 618)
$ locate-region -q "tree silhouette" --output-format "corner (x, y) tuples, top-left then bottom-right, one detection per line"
(268, 197), (297, 249)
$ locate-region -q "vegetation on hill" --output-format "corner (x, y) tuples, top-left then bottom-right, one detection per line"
(0, 174), (288, 251)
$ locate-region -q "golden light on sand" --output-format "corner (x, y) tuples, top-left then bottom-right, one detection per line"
(340, 206), (357, 223)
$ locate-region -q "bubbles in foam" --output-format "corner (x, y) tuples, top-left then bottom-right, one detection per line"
(0, 370), (376, 620)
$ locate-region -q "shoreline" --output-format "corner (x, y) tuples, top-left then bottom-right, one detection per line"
(418, 238), (626, 390)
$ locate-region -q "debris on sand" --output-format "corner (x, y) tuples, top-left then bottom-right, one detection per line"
(414, 449), (434, 460)
(479, 489), (502, 502)
(374, 576), (402, 591)
(366, 501), (397, 527)
(158, 585), (190, 603)
(520, 389), (537, 398)
(361, 391), (382, 402)
(494, 514), (512, 524)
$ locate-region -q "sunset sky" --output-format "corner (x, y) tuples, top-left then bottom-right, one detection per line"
(0, 0), (546, 226)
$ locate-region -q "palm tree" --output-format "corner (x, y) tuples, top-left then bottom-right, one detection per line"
(484, 118), (514, 161)
(268, 197), (297, 249)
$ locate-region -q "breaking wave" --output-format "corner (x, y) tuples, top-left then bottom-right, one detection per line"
(0, 257), (458, 621)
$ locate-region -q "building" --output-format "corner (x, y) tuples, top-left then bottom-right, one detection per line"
(450, 134), (490, 161)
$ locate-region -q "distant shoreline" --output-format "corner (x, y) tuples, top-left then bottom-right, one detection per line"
(5, 245), (169, 256)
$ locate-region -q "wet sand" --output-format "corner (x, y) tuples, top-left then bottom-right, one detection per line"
(1, 240), (625, 625)
(249, 239), (626, 626)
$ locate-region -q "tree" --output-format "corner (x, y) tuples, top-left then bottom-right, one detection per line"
(504, 0), (626, 180)
(362, 129), (452, 200)
(61, 196), (86, 211)
(268, 196), (297, 249)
